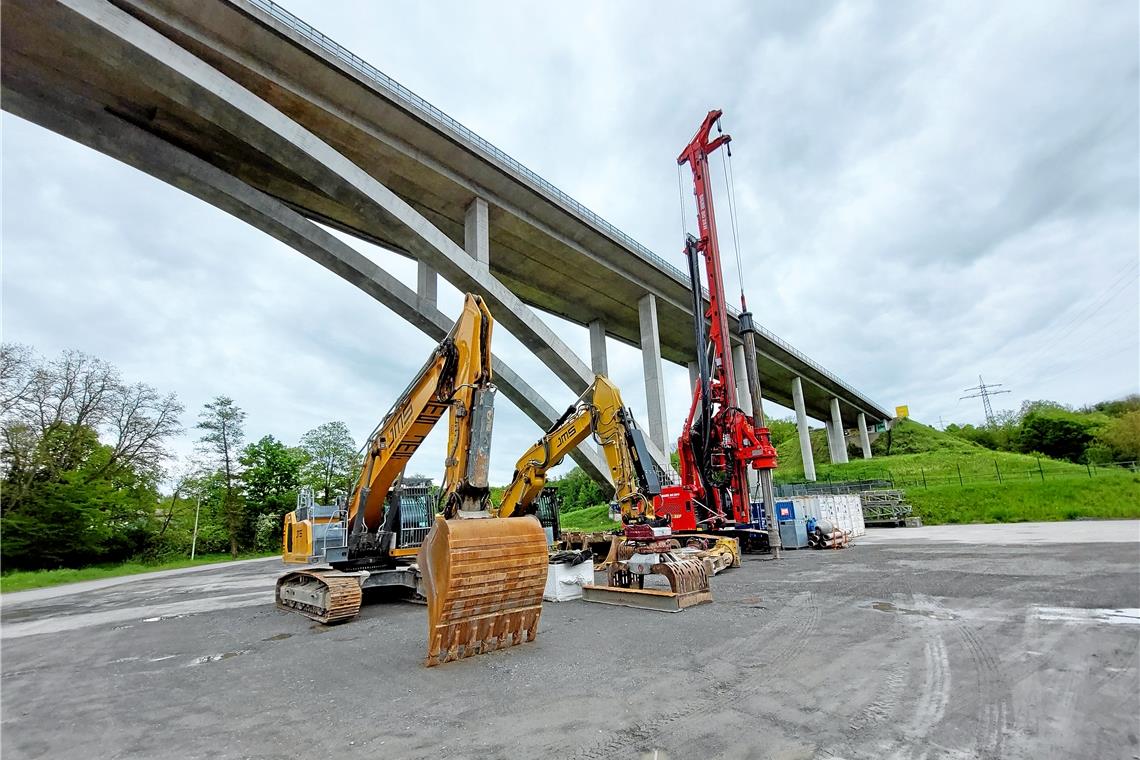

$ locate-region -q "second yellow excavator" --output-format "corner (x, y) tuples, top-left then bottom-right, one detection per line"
(492, 375), (712, 613)
(277, 294), (548, 665)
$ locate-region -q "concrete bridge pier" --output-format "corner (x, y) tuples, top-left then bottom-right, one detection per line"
(464, 197), (490, 267)
(792, 376), (817, 481)
(638, 293), (668, 453)
(857, 412), (873, 459)
(588, 319), (608, 377)
(829, 397), (849, 464)
(417, 260), (437, 308)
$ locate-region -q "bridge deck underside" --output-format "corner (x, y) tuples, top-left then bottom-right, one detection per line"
(1, 0), (889, 425)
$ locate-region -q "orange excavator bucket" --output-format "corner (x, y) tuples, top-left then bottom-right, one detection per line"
(419, 514), (549, 666)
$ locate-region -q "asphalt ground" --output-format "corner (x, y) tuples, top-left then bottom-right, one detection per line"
(2, 521), (1138, 759)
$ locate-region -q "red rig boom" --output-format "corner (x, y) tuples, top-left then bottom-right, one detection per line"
(654, 110), (779, 551)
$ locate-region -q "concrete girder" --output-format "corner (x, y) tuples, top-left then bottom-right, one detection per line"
(10, 0), (676, 478)
(40, 0), (599, 395)
(3, 0), (894, 428)
(0, 80), (614, 486)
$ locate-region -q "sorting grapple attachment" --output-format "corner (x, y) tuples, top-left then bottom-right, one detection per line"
(419, 515), (549, 667)
(275, 569), (365, 624)
(583, 544), (712, 612)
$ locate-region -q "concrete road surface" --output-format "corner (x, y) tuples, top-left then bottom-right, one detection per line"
(2, 522), (1138, 759)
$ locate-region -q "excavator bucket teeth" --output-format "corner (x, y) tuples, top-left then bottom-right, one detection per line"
(419, 515), (548, 667)
(275, 569), (363, 625)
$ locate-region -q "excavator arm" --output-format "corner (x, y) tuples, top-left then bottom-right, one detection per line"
(346, 293), (494, 547)
(496, 375), (660, 521)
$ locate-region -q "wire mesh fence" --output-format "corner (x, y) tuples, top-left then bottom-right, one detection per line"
(779, 460), (1137, 492)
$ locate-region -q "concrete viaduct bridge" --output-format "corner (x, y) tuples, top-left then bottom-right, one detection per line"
(1, 0), (892, 485)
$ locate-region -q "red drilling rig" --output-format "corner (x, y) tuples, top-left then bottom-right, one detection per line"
(654, 109), (781, 554)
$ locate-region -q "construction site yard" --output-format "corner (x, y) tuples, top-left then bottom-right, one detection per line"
(2, 522), (1138, 760)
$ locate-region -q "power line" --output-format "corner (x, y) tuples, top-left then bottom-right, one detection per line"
(1017, 260), (1138, 369)
(960, 375), (1011, 426)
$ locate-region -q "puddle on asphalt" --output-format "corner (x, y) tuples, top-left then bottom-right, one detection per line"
(263, 633), (293, 642)
(871, 601), (957, 620)
(1034, 607), (1140, 626)
(141, 614), (188, 623)
(188, 650), (248, 666)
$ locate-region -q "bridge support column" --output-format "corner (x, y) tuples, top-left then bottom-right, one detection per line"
(792, 377), (816, 481)
(824, 420), (838, 464)
(731, 344), (753, 416)
(688, 361), (700, 392)
(638, 293), (668, 453)
(829, 398), (849, 464)
(588, 319), (608, 377)
(857, 412), (872, 459)
(464, 197), (489, 266)
(416, 260), (437, 307)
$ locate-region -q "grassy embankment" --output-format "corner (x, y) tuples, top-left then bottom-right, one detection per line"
(0, 552), (276, 594)
(556, 419), (1139, 529)
(774, 418), (1139, 525)
(559, 504), (621, 533)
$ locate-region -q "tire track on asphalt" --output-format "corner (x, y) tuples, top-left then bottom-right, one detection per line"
(916, 594), (1012, 760)
(560, 590), (820, 759)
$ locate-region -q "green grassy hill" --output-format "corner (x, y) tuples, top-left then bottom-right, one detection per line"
(555, 418), (1138, 531)
(774, 418), (1087, 485)
(772, 417), (1138, 524)
(559, 505), (620, 533)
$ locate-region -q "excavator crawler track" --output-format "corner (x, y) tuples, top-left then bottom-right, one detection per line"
(275, 569), (364, 625)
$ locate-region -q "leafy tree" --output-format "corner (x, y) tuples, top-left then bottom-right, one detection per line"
(766, 417), (799, 447)
(1098, 410), (1140, 462)
(1016, 407), (1099, 463)
(299, 421), (358, 503)
(0, 345), (180, 569)
(240, 435), (304, 542)
(552, 466), (611, 513)
(1085, 395), (1140, 418)
(196, 396), (246, 558)
(1, 345), (182, 513)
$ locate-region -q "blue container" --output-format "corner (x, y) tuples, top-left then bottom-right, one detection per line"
(748, 501), (768, 530)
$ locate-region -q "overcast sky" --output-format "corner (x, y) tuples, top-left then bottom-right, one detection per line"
(2, 0), (1137, 485)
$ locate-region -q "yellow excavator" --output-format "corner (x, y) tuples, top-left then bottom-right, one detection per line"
(490, 376), (712, 615)
(277, 295), (548, 663)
